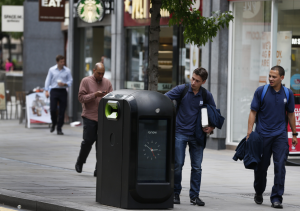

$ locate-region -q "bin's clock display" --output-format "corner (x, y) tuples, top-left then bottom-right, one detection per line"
(137, 119), (168, 182)
(143, 140), (162, 161)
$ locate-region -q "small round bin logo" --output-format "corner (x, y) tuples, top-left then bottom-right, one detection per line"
(77, 0), (105, 23)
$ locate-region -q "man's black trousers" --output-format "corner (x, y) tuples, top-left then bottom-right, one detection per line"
(50, 89), (67, 131)
(77, 117), (98, 170)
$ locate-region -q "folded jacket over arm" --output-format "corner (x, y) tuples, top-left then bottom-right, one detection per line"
(233, 131), (263, 170)
(195, 104), (225, 148)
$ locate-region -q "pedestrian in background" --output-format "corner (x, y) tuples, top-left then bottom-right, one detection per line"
(75, 62), (113, 177)
(247, 65), (298, 209)
(165, 67), (216, 206)
(5, 58), (13, 71)
(44, 55), (73, 135)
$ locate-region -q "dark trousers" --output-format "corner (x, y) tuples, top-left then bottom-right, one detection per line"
(50, 89), (67, 131)
(254, 133), (289, 203)
(77, 117), (98, 170)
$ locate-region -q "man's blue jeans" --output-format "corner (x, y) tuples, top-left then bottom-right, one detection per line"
(174, 133), (204, 199)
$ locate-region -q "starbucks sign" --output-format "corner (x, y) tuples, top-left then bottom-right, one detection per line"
(77, 0), (105, 23)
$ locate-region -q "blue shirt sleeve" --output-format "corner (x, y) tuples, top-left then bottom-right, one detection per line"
(287, 89), (295, 113)
(44, 69), (52, 91)
(251, 86), (263, 112)
(165, 84), (186, 100)
(66, 68), (73, 87)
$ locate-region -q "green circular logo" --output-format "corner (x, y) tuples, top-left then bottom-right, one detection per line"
(77, 0), (105, 23)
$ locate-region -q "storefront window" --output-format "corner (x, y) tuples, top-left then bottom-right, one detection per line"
(83, 27), (93, 77)
(80, 26), (111, 80)
(125, 26), (175, 92)
(157, 27), (174, 92)
(277, 0), (300, 102)
(125, 27), (148, 90)
(103, 26), (111, 81)
(184, 43), (202, 84)
(231, 1), (272, 142)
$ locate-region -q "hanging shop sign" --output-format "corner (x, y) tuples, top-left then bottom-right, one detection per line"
(124, 0), (169, 27)
(124, 0), (202, 27)
(1, 6), (24, 32)
(39, 0), (65, 22)
(77, 0), (105, 23)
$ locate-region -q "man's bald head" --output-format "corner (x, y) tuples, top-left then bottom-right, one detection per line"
(94, 62), (105, 71)
(93, 62), (105, 82)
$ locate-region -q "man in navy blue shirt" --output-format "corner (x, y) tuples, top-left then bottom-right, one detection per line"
(165, 68), (216, 206)
(247, 65), (298, 209)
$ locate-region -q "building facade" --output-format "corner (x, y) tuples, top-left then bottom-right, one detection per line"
(24, 0), (300, 150)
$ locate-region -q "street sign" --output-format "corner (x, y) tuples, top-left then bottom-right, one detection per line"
(26, 93), (51, 128)
(1, 6), (24, 32)
(39, 0), (65, 22)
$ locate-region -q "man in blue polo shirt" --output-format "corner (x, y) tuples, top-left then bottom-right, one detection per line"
(247, 65), (298, 209)
(165, 67), (216, 206)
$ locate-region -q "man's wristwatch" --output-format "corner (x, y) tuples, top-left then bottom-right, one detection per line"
(292, 133), (298, 136)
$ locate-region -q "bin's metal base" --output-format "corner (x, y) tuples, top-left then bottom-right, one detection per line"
(97, 193), (173, 209)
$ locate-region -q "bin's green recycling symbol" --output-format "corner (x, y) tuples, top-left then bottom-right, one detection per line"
(77, 0), (105, 23)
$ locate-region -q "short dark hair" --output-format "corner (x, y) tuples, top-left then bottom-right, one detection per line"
(271, 65), (285, 76)
(193, 67), (208, 81)
(56, 55), (65, 62)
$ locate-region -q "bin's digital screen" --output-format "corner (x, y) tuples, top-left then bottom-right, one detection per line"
(137, 119), (168, 183)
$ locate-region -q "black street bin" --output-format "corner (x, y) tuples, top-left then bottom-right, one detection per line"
(96, 90), (175, 209)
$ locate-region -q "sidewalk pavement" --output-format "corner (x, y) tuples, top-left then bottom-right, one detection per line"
(0, 120), (300, 211)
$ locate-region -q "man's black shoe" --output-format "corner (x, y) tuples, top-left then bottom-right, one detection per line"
(94, 170), (97, 177)
(75, 162), (83, 173)
(57, 131), (64, 135)
(190, 197), (205, 206)
(50, 125), (55, 133)
(271, 202), (283, 209)
(174, 194), (180, 204)
(254, 193), (263, 204)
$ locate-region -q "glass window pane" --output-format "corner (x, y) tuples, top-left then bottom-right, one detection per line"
(158, 27), (173, 92)
(277, 0), (300, 101)
(231, 1), (272, 142)
(103, 26), (111, 81)
(125, 27), (147, 90)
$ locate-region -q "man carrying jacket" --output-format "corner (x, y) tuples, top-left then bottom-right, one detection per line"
(165, 67), (216, 206)
(247, 65), (298, 209)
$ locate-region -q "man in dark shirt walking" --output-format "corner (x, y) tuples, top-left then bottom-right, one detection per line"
(247, 65), (298, 209)
(75, 63), (113, 177)
(165, 67), (216, 206)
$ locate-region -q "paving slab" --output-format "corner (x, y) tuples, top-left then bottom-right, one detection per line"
(0, 120), (300, 210)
